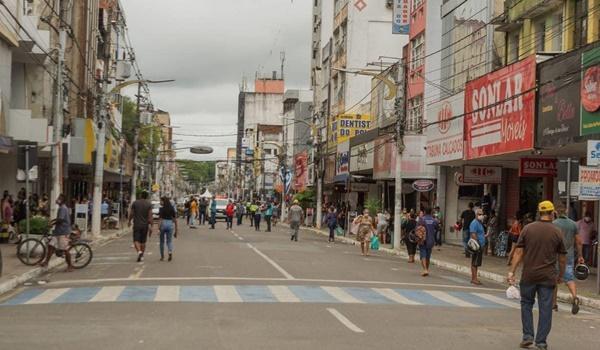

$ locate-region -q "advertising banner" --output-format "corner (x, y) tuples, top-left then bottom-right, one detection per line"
(579, 166), (600, 200)
(581, 46), (600, 135)
(463, 165), (502, 184)
(587, 140), (600, 166)
(392, 0), (409, 34)
(537, 52), (580, 147)
(336, 141), (350, 176)
(464, 56), (536, 159)
(350, 141), (374, 172)
(426, 91), (464, 164)
(331, 114), (372, 145)
(519, 158), (557, 177)
(293, 151), (308, 192)
(374, 134), (396, 180)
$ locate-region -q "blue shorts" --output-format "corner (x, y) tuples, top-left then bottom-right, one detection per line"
(419, 246), (432, 260)
(563, 258), (575, 283)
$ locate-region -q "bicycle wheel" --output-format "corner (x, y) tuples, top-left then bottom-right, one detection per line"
(16, 238), (46, 266)
(68, 242), (93, 269)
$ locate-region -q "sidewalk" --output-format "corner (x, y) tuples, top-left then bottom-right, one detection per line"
(299, 225), (600, 310)
(0, 226), (127, 295)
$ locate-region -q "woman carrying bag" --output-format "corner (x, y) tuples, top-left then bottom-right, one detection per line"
(353, 208), (375, 256)
(325, 207), (337, 242)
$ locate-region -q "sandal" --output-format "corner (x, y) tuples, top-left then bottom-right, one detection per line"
(572, 297), (580, 315)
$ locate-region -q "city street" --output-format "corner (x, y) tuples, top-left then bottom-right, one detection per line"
(1, 221), (599, 350)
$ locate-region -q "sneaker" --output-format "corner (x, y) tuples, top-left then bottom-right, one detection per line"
(572, 297), (580, 315)
(519, 340), (533, 348)
(535, 345), (547, 350)
(136, 252), (142, 262)
(168, 253), (172, 262)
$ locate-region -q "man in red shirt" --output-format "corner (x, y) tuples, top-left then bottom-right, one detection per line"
(225, 199), (235, 230)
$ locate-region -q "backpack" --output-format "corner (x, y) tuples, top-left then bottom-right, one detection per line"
(226, 204), (235, 216)
(414, 224), (427, 245)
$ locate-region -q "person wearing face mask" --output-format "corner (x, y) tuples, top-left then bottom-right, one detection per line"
(353, 208), (375, 256)
(469, 209), (486, 285)
(576, 212), (595, 265)
(41, 194), (73, 271)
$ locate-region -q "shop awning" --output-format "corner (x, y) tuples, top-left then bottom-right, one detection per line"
(0, 135), (14, 154)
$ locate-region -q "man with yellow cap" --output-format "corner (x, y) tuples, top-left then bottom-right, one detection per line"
(508, 200), (567, 350)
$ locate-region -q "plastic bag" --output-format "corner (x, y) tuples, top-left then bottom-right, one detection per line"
(506, 285), (520, 300)
(335, 226), (344, 236)
(370, 235), (380, 250)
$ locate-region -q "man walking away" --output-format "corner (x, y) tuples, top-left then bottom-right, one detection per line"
(508, 201), (566, 350)
(553, 202), (585, 314)
(264, 202), (273, 232)
(469, 209), (486, 285)
(236, 201), (245, 225)
(254, 201), (262, 231)
(209, 197), (217, 229)
(189, 197), (198, 228)
(326, 207), (337, 242)
(41, 194), (73, 271)
(249, 201), (258, 227)
(225, 199), (235, 230)
(288, 200), (304, 241)
(199, 197), (207, 225)
(129, 191), (153, 262)
(419, 208), (439, 276)
(460, 202), (476, 257)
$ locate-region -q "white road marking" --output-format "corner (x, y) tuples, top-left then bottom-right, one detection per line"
(327, 308), (364, 333)
(214, 285), (243, 302)
(128, 265), (145, 279)
(245, 242), (295, 280)
(472, 292), (519, 309)
(90, 286), (126, 302)
(372, 288), (422, 305)
(322, 286), (363, 304)
(25, 288), (69, 304)
(425, 290), (478, 308)
(154, 286), (180, 302)
(268, 285), (300, 303)
(238, 237), (244, 241)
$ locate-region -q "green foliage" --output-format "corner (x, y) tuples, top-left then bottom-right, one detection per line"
(18, 216), (50, 235)
(364, 198), (382, 218)
(294, 189), (315, 209)
(177, 160), (216, 187)
(138, 126), (163, 161)
(121, 96), (138, 145)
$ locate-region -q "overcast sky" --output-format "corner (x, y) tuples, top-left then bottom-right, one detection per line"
(120, 0), (312, 161)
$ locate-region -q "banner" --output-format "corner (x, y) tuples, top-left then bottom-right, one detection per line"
(519, 158), (557, 177)
(336, 141), (350, 176)
(293, 151), (308, 192)
(331, 114), (372, 145)
(392, 0), (409, 34)
(463, 165), (502, 184)
(374, 134), (396, 179)
(426, 91), (464, 164)
(579, 166), (600, 200)
(537, 52), (580, 147)
(581, 46), (600, 135)
(464, 56), (536, 159)
(350, 141), (374, 172)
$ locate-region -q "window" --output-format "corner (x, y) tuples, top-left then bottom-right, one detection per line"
(407, 95), (423, 134)
(574, 0), (588, 48)
(552, 12), (563, 51)
(534, 19), (546, 52)
(314, 0), (318, 7)
(410, 34), (425, 69)
(508, 33), (519, 64)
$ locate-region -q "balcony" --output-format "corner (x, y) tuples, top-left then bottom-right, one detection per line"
(6, 109), (51, 144)
(507, 0), (563, 22)
(12, 16), (50, 63)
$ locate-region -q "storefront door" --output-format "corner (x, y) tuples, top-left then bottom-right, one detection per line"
(519, 177), (544, 218)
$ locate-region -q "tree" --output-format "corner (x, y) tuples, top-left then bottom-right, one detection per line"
(177, 160), (216, 190)
(120, 96), (138, 145)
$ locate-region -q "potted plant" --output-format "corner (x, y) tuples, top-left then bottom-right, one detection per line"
(364, 198), (382, 219)
(18, 215), (50, 237)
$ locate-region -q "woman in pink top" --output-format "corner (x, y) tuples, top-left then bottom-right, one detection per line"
(576, 212), (596, 264)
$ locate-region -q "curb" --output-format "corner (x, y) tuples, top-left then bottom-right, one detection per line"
(297, 225), (600, 311)
(0, 228), (127, 296)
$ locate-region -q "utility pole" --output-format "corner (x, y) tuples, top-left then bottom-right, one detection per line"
(314, 113), (323, 229)
(130, 82), (142, 205)
(393, 63), (406, 250)
(51, 0), (69, 215)
(281, 123), (287, 222)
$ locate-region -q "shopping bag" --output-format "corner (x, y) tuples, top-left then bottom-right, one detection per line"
(506, 285), (520, 300)
(370, 235), (380, 250)
(335, 226), (344, 236)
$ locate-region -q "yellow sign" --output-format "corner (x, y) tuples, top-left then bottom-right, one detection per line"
(330, 114), (372, 145)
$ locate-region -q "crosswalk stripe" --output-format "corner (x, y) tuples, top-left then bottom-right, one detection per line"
(322, 286), (364, 304)
(268, 285), (300, 303)
(372, 288), (422, 305)
(425, 290), (479, 308)
(25, 288), (69, 305)
(214, 285), (243, 302)
(90, 286), (125, 302)
(154, 286), (180, 302)
(472, 293), (519, 309)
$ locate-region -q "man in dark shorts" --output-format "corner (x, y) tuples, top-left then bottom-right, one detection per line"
(469, 209), (486, 285)
(128, 191), (153, 262)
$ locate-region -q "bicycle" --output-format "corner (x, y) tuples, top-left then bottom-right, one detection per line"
(16, 229), (93, 269)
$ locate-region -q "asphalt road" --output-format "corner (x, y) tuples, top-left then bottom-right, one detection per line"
(1, 219), (599, 350)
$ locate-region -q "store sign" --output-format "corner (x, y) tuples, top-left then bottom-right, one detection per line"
(336, 141), (350, 176)
(412, 179), (434, 192)
(454, 172), (480, 187)
(537, 52), (580, 147)
(587, 140), (600, 166)
(392, 0), (409, 34)
(519, 158), (558, 177)
(464, 56), (536, 159)
(293, 151), (308, 192)
(463, 165), (502, 184)
(373, 134), (396, 179)
(578, 166), (600, 200)
(351, 183), (369, 192)
(331, 114), (372, 145)
(581, 46), (600, 135)
(350, 141), (374, 172)
(426, 91), (464, 164)
(402, 135), (437, 179)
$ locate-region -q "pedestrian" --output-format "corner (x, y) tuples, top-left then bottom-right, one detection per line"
(469, 209), (486, 285)
(288, 199), (304, 241)
(38, 193), (49, 217)
(272, 202), (279, 227)
(554, 202), (585, 314)
(486, 209), (499, 256)
(101, 197), (110, 221)
(507, 212), (523, 265)
(376, 209), (390, 245)
(225, 199), (235, 229)
(128, 191), (153, 262)
(433, 206), (443, 248)
(418, 208), (439, 276)
(264, 202), (273, 232)
(326, 207), (337, 242)
(158, 196), (178, 261)
(41, 194), (73, 271)
(184, 197), (191, 225)
(189, 197), (198, 228)
(246, 201), (253, 222)
(508, 201), (567, 350)
(576, 211), (595, 265)
(353, 208), (375, 256)
(402, 212), (418, 263)
(460, 202), (476, 257)
(209, 196), (217, 229)
(236, 201), (245, 225)
(249, 201), (258, 227)
(254, 201), (262, 231)
(199, 197), (208, 225)
(1, 190), (9, 223)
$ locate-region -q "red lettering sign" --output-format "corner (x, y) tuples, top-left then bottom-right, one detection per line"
(464, 56), (536, 159)
(518, 158), (557, 177)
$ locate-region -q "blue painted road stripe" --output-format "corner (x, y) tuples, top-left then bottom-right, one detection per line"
(395, 289), (453, 307)
(179, 286), (217, 302)
(117, 286), (157, 302)
(288, 286), (338, 303)
(236, 285), (277, 302)
(345, 287), (395, 304)
(448, 291), (508, 309)
(2, 288), (45, 306)
(53, 287), (102, 304)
